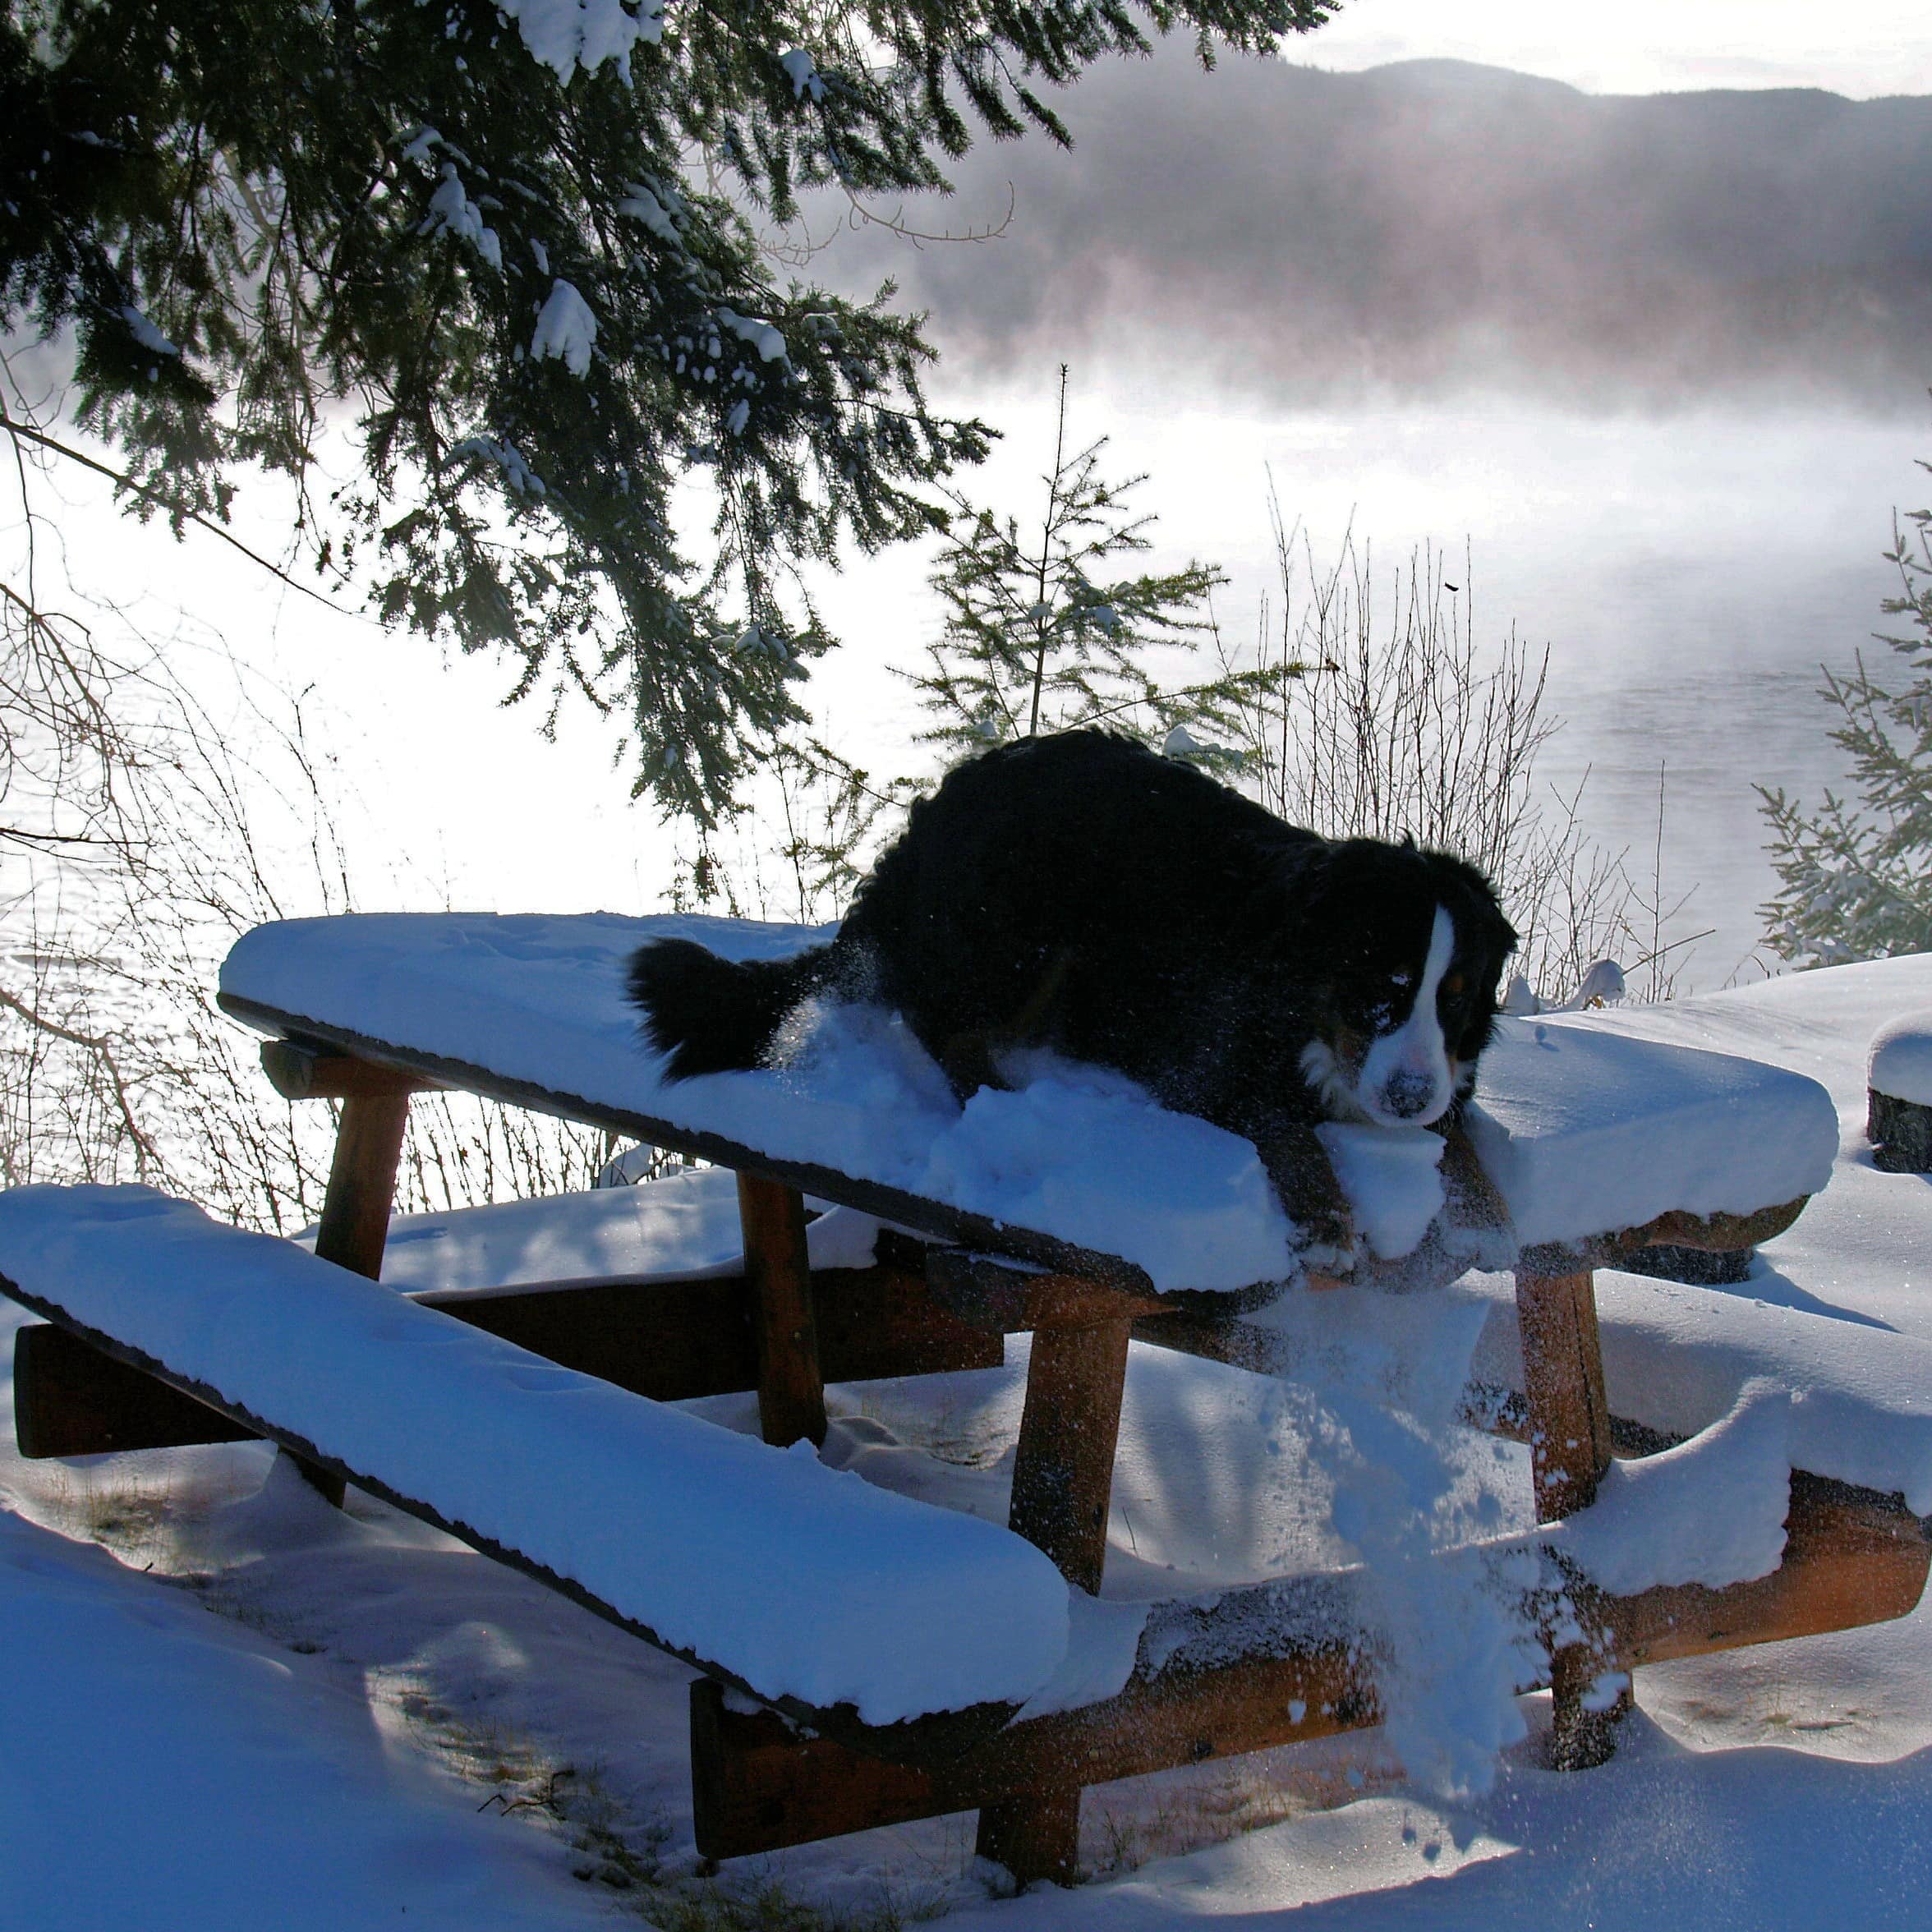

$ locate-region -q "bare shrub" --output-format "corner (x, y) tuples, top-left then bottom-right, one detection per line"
(1229, 504), (1687, 1003)
(0, 653), (609, 1227)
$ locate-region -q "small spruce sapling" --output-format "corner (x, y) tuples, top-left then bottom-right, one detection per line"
(906, 366), (1284, 765)
(1760, 494), (1932, 965)
(679, 371), (1295, 922)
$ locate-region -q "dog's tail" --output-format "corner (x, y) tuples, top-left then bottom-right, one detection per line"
(625, 937), (834, 1079)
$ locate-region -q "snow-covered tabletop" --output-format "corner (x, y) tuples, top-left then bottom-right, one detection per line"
(218, 913), (1840, 1295)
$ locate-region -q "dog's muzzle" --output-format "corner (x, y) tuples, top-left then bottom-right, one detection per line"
(1377, 1068), (1442, 1121)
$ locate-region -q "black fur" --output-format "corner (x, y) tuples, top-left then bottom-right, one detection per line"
(624, 938), (833, 1082)
(628, 732), (1516, 1162)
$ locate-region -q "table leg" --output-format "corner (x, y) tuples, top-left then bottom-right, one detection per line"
(977, 1313), (1133, 1884)
(978, 1785), (1083, 1888)
(736, 1171), (827, 1449)
(1007, 1318), (1133, 1595)
(1515, 1265), (1628, 1767)
(300, 1088), (413, 1505)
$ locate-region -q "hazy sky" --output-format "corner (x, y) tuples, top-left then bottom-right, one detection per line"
(1304, 1), (1932, 98)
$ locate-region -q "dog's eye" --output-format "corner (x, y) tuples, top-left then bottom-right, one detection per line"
(1443, 973), (1466, 998)
(1388, 971), (1412, 991)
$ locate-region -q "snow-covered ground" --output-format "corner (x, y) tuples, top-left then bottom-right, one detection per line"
(7, 957), (1932, 1928)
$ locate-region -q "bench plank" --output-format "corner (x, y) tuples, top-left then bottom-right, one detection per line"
(11, 1247), (1004, 1460)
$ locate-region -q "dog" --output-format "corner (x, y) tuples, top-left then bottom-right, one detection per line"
(628, 731), (1516, 1211)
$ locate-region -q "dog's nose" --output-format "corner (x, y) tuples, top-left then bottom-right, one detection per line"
(1382, 1070), (1437, 1120)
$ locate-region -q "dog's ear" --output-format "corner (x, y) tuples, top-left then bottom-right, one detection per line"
(1478, 895), (1520, 963)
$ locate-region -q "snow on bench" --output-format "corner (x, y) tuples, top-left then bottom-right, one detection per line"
(1461, 1266), (1932, 1514)
(315, 1164), (881, 1296)
(0, 1184), (1070, 1725)
(218, 913), (1840, 1291)
(1468, 1017), (1838, 1249)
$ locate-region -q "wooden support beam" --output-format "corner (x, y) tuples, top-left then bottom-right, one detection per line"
(260, 1039), (431, 1102)
(737, 1171), (827, 1450)
(11, 1323), (255, 1458)
(975, 1312), (1135, 1881)
(925, 1249), (1174, 1332)
(976, 1789), (1083, 1888)
(1006, 1319), (1133, 1595)
(1516, 1268), (1615, 1520)
(1514, 1263), (1623, 1766)
(689, 1477), (1929, 1865)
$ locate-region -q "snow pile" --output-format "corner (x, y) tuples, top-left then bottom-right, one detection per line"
(0, 1184), (1070, 1723)
(1539, 1380), (1795, 1594)
(220, 912), (1836, 1292)
(1316, 1123), (1447, 1259)
(1244, 1285), (1543, 1796)
(1868, 1013), (1932, 1104)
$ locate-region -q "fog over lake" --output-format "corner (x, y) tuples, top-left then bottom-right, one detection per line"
(793, 53), (1932, 991)
(801, 389), (1919, 991)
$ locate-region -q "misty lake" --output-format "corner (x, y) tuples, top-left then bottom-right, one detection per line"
(812, 392), (1926, 994)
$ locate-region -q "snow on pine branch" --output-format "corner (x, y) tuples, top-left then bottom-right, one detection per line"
(531, 281), (598, 377)
(498, 0), (665, 81)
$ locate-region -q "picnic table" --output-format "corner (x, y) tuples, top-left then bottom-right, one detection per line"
(4, 911), (1929, 1887)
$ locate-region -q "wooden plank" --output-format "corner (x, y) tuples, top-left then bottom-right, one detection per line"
(1520, 1196), (1810, 1276)
(691, 1624), (1374, 1862)
(260, 1039), (432, 1102)
(690, 1479), (1930, 1864)
(12, 1323), (255, 1457)
(1604, 1471), (1932, 1666)
(220, 994), (1175, 1298)
(737, 1171), (827, 1450)
(13, 1242), (1002, 1460)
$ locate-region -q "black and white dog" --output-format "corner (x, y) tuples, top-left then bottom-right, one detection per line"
(628, 732), (1516, 1197)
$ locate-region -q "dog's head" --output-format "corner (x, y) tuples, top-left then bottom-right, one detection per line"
(1285, 840), (1517, 1129)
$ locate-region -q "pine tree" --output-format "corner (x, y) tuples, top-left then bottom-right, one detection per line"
(908, 366), (1286, 764)
(675, 370), (1295, 921)
(0, 0), (1334, 826)
(1760, 497), (1932, 964)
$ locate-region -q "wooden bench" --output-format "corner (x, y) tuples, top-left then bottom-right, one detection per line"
(5, 911), (1925, 1887)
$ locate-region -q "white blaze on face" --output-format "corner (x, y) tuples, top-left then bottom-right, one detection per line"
(1359, 904), (1455, 1125)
